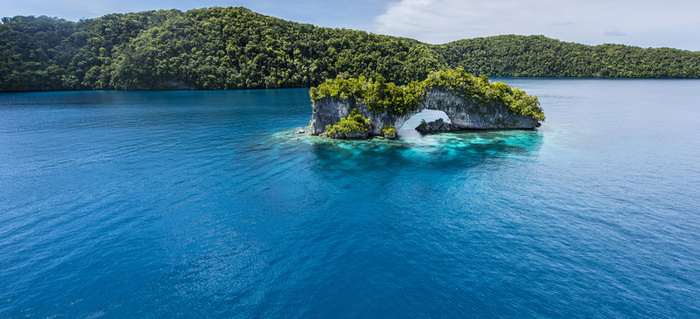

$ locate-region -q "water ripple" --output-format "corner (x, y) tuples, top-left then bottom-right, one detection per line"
(1, 84), (700, 318)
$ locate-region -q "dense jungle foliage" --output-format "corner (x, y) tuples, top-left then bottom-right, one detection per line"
(436, 35), (700, 78)
(0, 7), (444, 91)
(311, 69), (545, 121)
(310, 74), (426, 115)
(1, 7), (699, 92)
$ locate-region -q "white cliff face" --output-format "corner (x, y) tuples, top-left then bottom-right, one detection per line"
(310, 89), (540, 136)
(310, 97), (354, 134)
(422, 90), (540, 130)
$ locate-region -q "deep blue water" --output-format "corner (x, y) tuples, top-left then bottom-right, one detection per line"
(1, 79), (699, 318)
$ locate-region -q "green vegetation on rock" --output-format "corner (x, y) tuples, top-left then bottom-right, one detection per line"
(382, 125), (397, 138)
(310, 75), (425, 115)
(311, 69), (545, 121)
(325, 109), (372, 139)
(418, 120), (428, 131)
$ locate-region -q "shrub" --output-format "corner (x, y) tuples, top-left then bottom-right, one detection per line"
(382, 125), (397, 135)
(326, 109), (372, 138)
(382, 125), (397, 138)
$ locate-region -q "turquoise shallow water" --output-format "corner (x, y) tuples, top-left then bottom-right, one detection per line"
(1, 79), (699, 318)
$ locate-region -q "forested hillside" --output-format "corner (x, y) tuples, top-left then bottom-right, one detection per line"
(1, 7), (699, 92)
(436, 35), (700, 78)
(0, 7), (444, 91)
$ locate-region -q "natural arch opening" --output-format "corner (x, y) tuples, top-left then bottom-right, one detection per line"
(398, 109), (452, 139)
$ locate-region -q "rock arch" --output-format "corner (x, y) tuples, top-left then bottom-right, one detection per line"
(310, 89), (540, 136)
(400, 109), (452, 130)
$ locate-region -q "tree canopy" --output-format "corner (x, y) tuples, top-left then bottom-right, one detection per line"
(311, 69), (545, 121)
(1, 8), (699, 92)
(435, 35), (700, 78)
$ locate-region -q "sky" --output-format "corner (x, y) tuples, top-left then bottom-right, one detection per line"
(2, 0), (700, 51)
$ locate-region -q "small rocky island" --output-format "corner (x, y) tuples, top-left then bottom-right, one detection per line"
(309, 69), (545, 139)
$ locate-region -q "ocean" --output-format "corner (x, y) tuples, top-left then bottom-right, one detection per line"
(1, 79), (699, 318)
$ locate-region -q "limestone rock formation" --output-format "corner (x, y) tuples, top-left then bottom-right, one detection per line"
(416, 118), (453, 133)
(310, 89), (541, 137)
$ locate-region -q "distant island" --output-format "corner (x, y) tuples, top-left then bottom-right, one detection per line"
(309, 69), (544, 139)
(1, 6), (700, 92)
